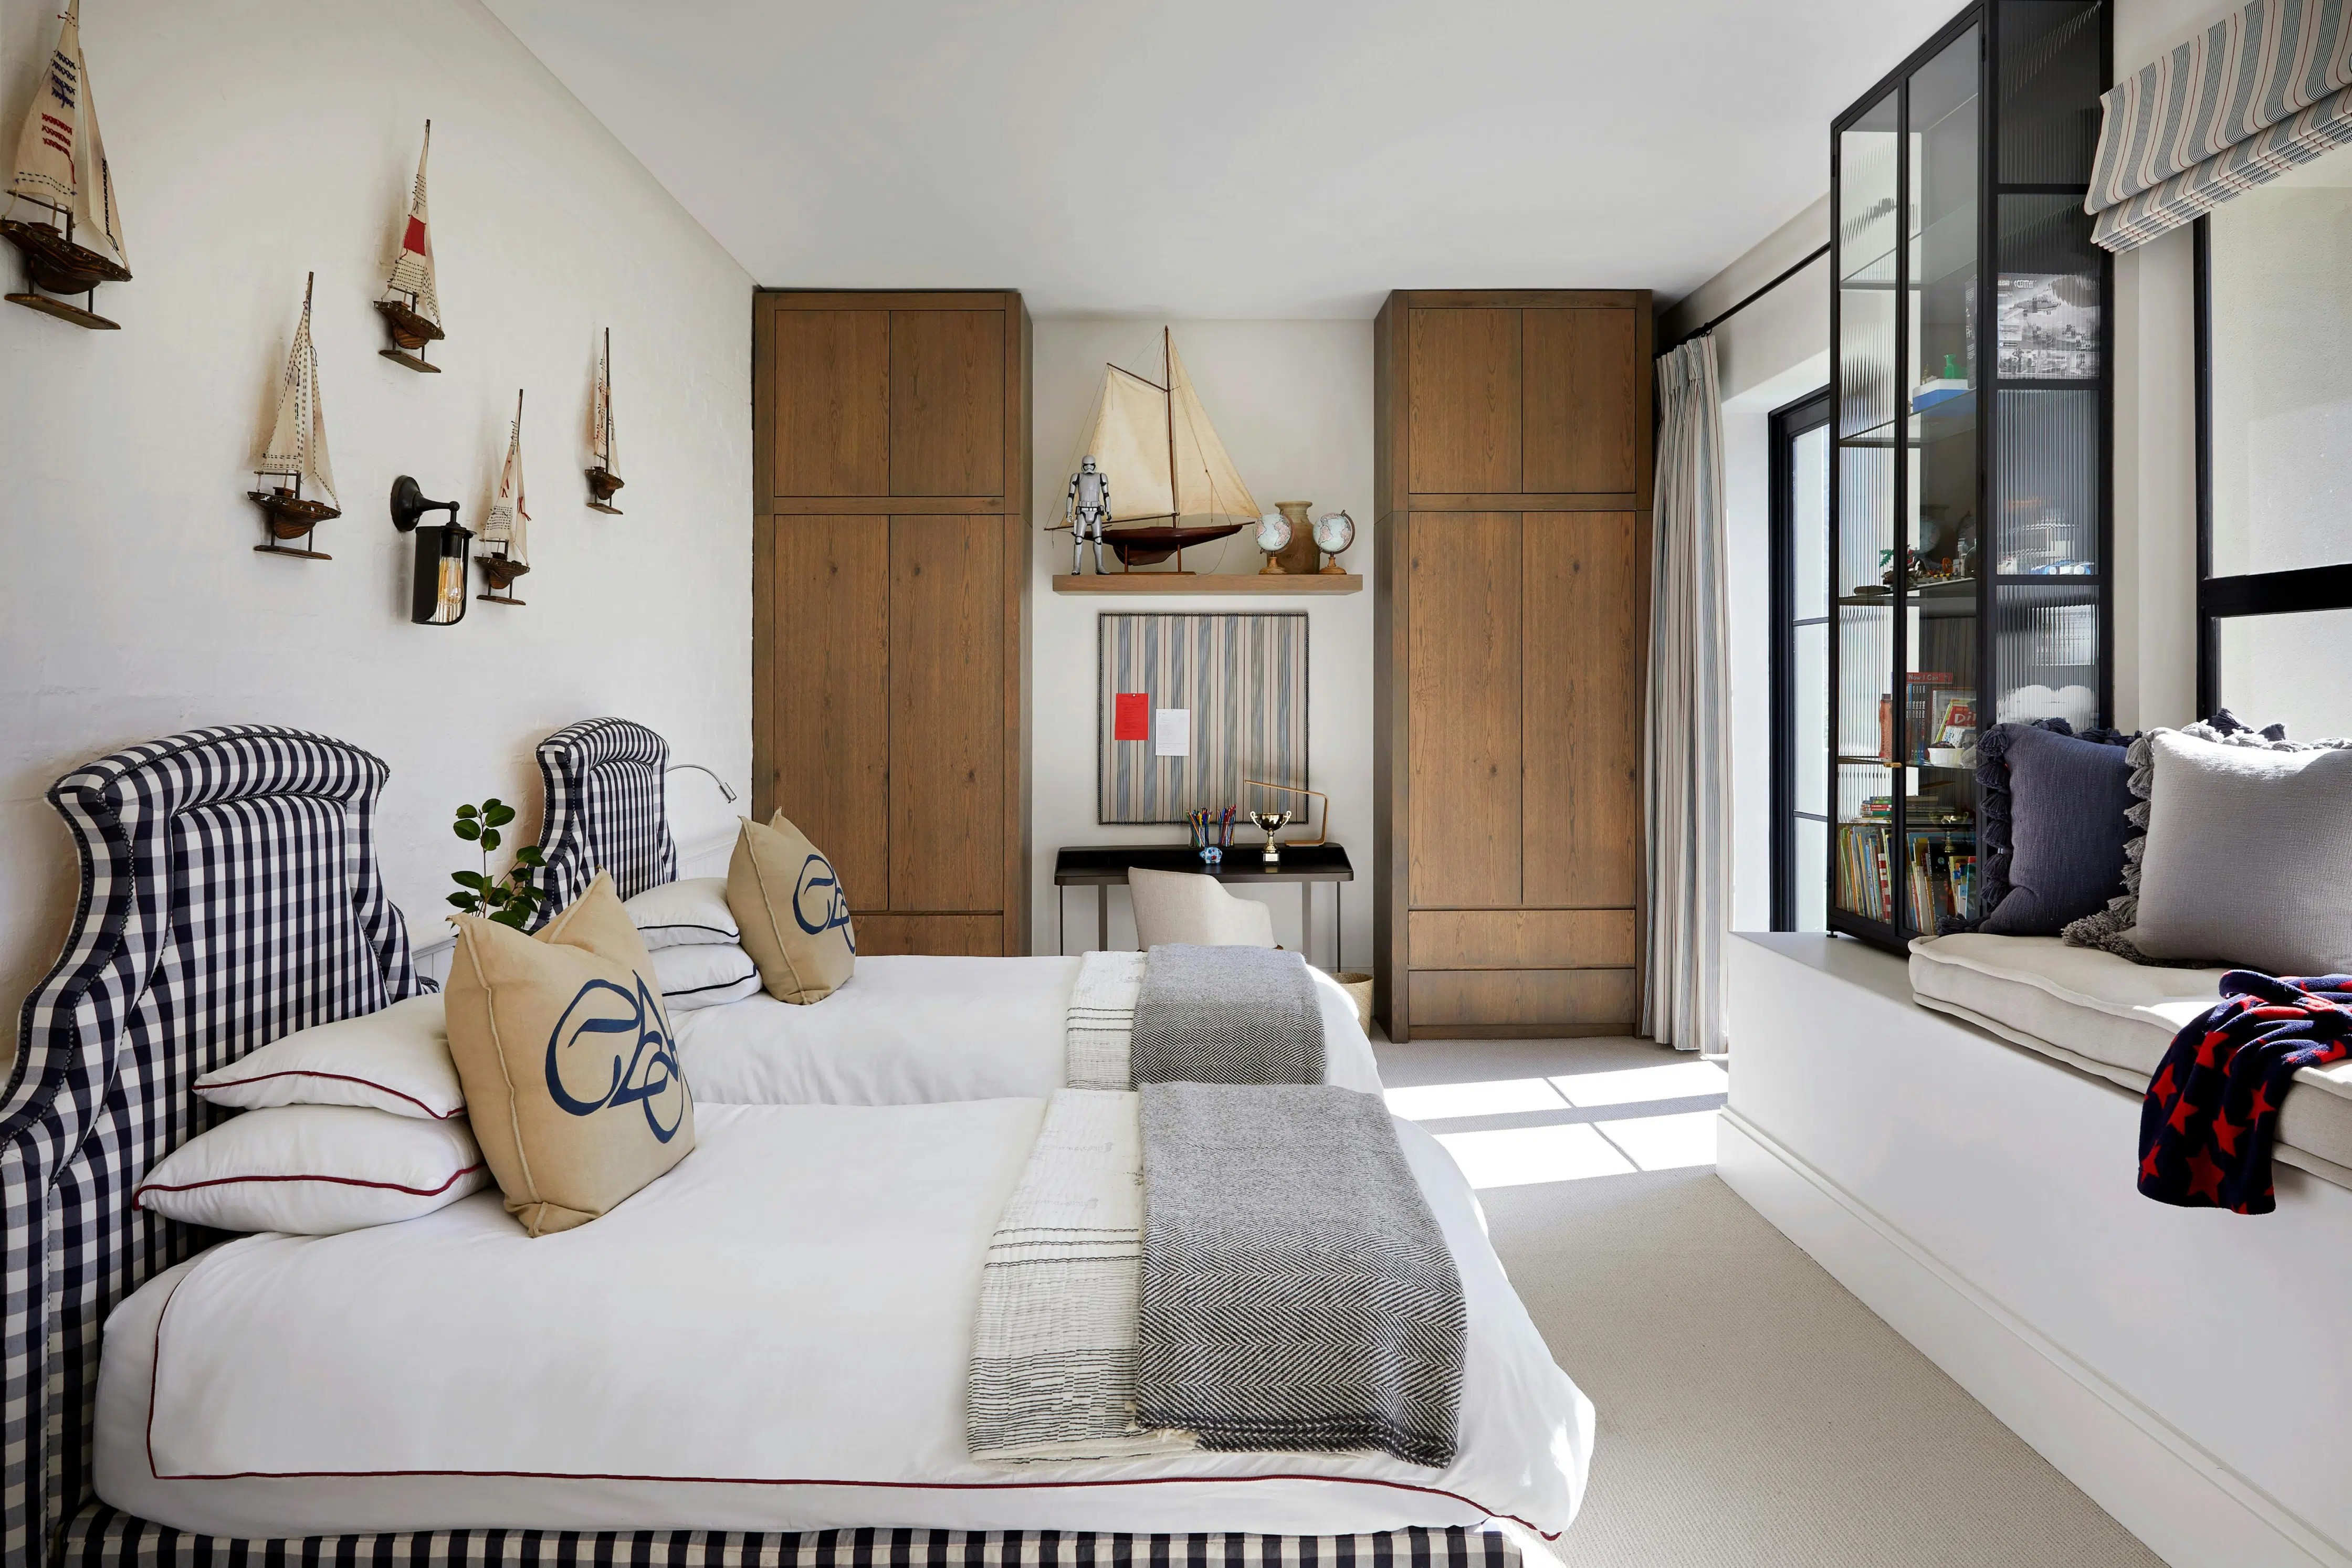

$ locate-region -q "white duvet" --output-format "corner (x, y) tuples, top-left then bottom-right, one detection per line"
(673, 955), (1385, 1104)
(99, 1100), (1590, 1541)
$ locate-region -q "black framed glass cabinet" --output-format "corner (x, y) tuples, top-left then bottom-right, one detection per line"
(1829, 0), (2113, 952)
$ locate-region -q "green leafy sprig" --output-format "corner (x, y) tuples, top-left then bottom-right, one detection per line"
(447, 797), (547, 929)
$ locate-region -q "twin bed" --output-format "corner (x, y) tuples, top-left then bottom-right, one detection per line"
(4, 721), (1591, 1565)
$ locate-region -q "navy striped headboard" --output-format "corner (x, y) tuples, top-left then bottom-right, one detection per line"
(528, 718), (678, 926)
(1, 725), (424, 1565)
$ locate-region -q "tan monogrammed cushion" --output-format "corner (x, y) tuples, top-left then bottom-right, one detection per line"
(726, 813), (857, 1004)
(445, 872), (694, 1235)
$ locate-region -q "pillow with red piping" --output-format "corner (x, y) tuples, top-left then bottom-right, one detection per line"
(194, 994), (462, 1120)
(135, 1104), (488, 1234)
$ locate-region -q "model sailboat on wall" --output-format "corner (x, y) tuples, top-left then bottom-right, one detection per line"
(376, 121), (444, 372)
(584, 328), (623, 513)
(249, 273), (339, 559)
(2, 0), (129, 329)
(478, 390), (530, 605)
(1052, 328), (1260, 571)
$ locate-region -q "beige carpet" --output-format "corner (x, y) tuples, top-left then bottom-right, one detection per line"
(1375, 1034), (2165, 1568)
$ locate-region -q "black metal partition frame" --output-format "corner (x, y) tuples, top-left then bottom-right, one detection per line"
(1828, 0), (2115, 953)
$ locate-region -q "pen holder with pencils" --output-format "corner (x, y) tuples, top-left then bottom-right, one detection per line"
(1188, 807), (1237, 866)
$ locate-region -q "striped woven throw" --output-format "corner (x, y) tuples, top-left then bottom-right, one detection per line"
(968, 1089), (1197, 1462)
(1066, 951), (1146, 1090)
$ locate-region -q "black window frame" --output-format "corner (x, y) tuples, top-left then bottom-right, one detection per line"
(2192, 212), (2352, 716)
(1770, 386), (1834, 932)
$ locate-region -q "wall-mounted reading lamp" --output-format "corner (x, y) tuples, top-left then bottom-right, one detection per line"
(665, 762), (738, 803)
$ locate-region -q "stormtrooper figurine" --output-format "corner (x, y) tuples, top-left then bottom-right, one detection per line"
(1067, 455), (1111, 574)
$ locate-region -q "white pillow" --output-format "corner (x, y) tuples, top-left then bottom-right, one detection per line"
(135, 1105), (488, 1234)
(623, 876), (740, 949)
(651, 941), (762, 1011)
(194, 994), (462, 1120)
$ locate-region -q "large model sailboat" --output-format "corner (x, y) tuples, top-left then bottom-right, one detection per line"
(249, 273), (340, 559)
(2, 0), (129, 330)
(585, 328), (623, 514)
(376, 121), (444, 373)
(1054, 328), (1260, 570)
(478, 390), (530, 605)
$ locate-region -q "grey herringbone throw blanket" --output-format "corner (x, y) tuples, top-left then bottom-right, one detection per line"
(1130, 944), (1323, 1086)
(1135, 1081), (1465, 1467)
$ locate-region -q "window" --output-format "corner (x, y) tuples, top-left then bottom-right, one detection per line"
(2195, 138), (2352, 731)
(1771, 388), (1833, 931)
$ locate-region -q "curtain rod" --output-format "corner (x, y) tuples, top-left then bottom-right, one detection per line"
(1659, 241), (1831, 355)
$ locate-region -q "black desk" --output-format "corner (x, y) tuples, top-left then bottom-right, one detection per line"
(1052, 844), (1355, 969)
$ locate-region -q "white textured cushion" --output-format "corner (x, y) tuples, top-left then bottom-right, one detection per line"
(193, 995), (461, 1120)
(1909, 933), (2352, 1173)
(651, 942), (762, 1011)
(1128, 867), (1276, 949)
(2134, 731), (2352, 972)
(135, 1106), (488, 1234)
(623, 876), (741, 949)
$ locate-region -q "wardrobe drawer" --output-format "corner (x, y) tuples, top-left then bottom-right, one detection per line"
(853, 913), (1003, 957)
(1409, 908), (1635, 969)
(1408, 968), (1638, 1028)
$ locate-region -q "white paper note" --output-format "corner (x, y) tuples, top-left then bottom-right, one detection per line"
(1154, 709), (1191, 757)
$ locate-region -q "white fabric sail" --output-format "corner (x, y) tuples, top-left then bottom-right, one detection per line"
(590, 331), (617, 471)
(1164, 336), (1257, 524)
(257, 277), (337, 510)
(9, 0), (127, 266)
(1076, 331), (1258, 525)
(383, 123), (439, 329)
(484, 393), (529, 566)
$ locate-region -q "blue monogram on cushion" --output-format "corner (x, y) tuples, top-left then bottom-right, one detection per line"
(793, 852), (856, 954)
(545, 973), (689, 1142)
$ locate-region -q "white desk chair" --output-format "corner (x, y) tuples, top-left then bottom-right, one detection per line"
(1128, 866), (1276, 949)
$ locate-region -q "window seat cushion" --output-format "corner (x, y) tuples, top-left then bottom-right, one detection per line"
(1908, 932), (2352, 1184)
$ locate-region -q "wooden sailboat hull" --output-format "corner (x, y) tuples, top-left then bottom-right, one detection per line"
(1103, 521), (1245, 567)
(375, 298), (444, 372)
(250, 490), (341, 532)
(478, 555), (531, 591)
(2, 218), (130, 291)
(585, 466), (624, 513)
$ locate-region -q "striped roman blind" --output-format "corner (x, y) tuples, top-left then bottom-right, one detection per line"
(2087, 0), (2352, 250)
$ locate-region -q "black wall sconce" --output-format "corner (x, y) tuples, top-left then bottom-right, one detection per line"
(391, 476), (469, 626)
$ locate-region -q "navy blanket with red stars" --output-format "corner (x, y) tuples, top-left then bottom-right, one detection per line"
(2139, 972), (2352, 1214)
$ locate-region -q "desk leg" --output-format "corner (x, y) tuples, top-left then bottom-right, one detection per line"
(1056, 886), (1064, 956)
(1302, 883), (1313, 969)
(1099, 886), (1110, 954)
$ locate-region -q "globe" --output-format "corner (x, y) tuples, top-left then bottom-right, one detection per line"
(1312, 510), (1356, 555)
(1254, 511), (1292, 554)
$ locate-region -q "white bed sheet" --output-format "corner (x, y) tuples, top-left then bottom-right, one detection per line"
(673, 955), (1384, 1104)
(98, 1101), (1589, 1541)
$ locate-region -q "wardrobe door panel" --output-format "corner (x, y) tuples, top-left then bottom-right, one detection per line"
(1522, 307), (1643, 494)
(1408, 309), (1522, 494)
(769, 309), (891, 498)
(1523, 512), (1644, 908)
(890, 515), (1005, 912)
(1408, 512), (1522, 908)
(890, 310), (1006, 498)
(768, 515), (891, 912)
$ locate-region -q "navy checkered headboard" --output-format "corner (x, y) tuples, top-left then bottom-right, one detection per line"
(528, 718), (678, 926)
(1, 726), (424, 1564)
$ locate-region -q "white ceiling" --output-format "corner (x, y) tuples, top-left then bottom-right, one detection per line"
(486, 0), (1958, 318)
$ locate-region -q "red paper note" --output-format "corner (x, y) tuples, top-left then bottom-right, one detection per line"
(1114, 692), (1149, 741)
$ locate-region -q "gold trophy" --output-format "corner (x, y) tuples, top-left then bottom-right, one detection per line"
(1249, 808), (1294, 865)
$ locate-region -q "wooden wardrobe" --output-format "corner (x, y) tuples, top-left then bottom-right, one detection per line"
(752, 290), (1032, 956)
(1372, 290), (1652, 1039)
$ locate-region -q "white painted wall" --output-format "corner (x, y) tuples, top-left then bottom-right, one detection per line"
(1026, 321), (1372, 968)
(0, 0), (753, 1032)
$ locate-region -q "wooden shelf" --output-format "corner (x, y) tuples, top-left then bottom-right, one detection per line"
(1052, 573), (1361, 595)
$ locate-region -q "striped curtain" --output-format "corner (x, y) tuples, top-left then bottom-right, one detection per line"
(1642, 338), (1730, 1054)
(2088, 0), (2352, 250)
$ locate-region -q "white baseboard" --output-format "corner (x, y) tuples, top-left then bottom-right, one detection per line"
(1718, 1109), (2348, 1568)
